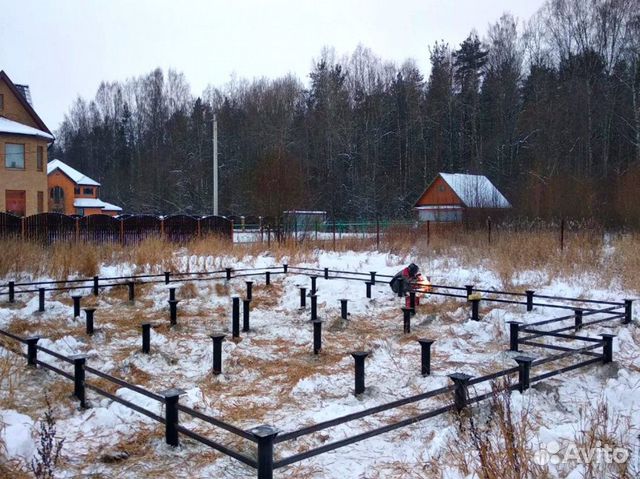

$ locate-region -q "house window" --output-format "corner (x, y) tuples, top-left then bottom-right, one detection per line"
(5, 190), (26, 216)
(74, 187), (80, 195)
(50, 186), (64, 203)
(5, 143), (25, 169)
(83, 187), (93, 195)
(37, 191), (44, 213)
(438, 185), (445, 192)
(0, 94), (4, 110)
(37, 146), (44, 171)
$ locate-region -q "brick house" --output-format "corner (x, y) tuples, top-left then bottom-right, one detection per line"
(414, 173), (511, 222)
(0, 71), (54, 216)
(47, 159), (122, 216)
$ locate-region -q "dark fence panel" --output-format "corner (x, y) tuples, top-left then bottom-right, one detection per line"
(122, 215), (163, 244)
(164, 215), (199, 243)
(200, 215), (233, 239)
(1, 213), (233, 243)
(24, 213), (76, 243)
(0, 212), (21, 238)
(80, 214), (120, 243)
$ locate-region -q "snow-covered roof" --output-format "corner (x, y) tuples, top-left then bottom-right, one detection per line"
(73, 198), (122, 212)
(283, 210), (327, 215)
(100, 201), (123, 212)
(439, 173), (511, 208)
(73, 199), (106, 208)
(47, 159), (100, 186)
(0, 117), (54, 141)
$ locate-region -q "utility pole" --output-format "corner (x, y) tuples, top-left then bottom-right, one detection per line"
(212, 114), (218, 216)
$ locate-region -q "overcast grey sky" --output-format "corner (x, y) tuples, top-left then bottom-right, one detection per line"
(0, 0), (545, 131)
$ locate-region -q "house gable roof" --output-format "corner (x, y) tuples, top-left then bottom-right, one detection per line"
(0, 117), (54, 141)
(47, 159), (100, 186)
(0, 71), (52, 136)
(415, 173), (511, 209)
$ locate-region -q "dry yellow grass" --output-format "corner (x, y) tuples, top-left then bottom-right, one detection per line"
(1, 228), (638, 294)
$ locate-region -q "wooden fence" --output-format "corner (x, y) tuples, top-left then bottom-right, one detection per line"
(0, 212), (233, 244)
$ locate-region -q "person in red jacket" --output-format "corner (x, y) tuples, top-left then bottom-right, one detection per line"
(390, 263), (430, 307)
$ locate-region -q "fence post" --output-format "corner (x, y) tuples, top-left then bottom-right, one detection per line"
(310, 276), (317, 295)
(84, 308), (96, 335)
(211, 333), (225, 374)
(332, 219), (336, 250)
(283, 264), (288, 273)
(246, 281), (254, 301)
(470, 298), (481, 321)
(128, 281), (135, 302)
(624, 299), (633, 324)
(164, 271), (171, 284)
(299, 287), (307, 308)
(351, 351), (369, 395)
(168, 300), (179, 326)
(601, 334), (615, 363)
(226, 267), (232, 281)
(525, 290), (535, 312)
(38, 287), (45, 312)
(265, 271), (271, 286)
(72, 295), (82, 318)
(71, 354), (87, 408)
(514, 356), (534, 393)
(313, 320), (322, 354)
(141, 323), (151, 354)
(417, 339), (434, 376)
(574, 309), (583, 331)
(397, 280), (404, 298)
(449, 373), (472, 412)
(340, 299), (349, 320)
(26, 336), (39, 366)
(232, 297), (240, 338)
(465, 284), (474, 299)
(310, 294), (318, 321)
(402, 307), (412, 333)
(8, 281), (14, 303)
(169, 287), (176, 301)
(160, 388), (185, 447)
(324, 267), (329, 280)
(242, 299), (251, 332)
(365, 281), (372, 299)
(508, 321), (521, 352)
(251, 425), (279, 479)
(409, 291), (416, 315)
(92, 276), (99, 296)
(370, 271), (376, 285)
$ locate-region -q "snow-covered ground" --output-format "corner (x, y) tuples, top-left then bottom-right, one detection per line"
(0, 250), (638, 478)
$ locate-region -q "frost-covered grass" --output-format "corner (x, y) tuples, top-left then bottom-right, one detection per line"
(0, 240), (639, 478)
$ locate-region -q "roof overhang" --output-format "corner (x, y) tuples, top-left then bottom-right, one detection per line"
(0, 71), (53, 137)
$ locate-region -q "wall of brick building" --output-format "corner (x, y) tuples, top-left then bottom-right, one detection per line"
(0, 134), (49, 216)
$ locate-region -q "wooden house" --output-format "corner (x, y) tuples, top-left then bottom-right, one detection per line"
(47, 159), (122, 216)
(0, 71), (54, 216)
(414, 173), (510, 222)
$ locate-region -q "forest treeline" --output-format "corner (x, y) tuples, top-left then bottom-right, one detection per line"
(53, 0), (640, 225)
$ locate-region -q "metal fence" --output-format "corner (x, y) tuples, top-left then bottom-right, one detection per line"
(0, 212), (233, 244)
(0, 265), (633, 479)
